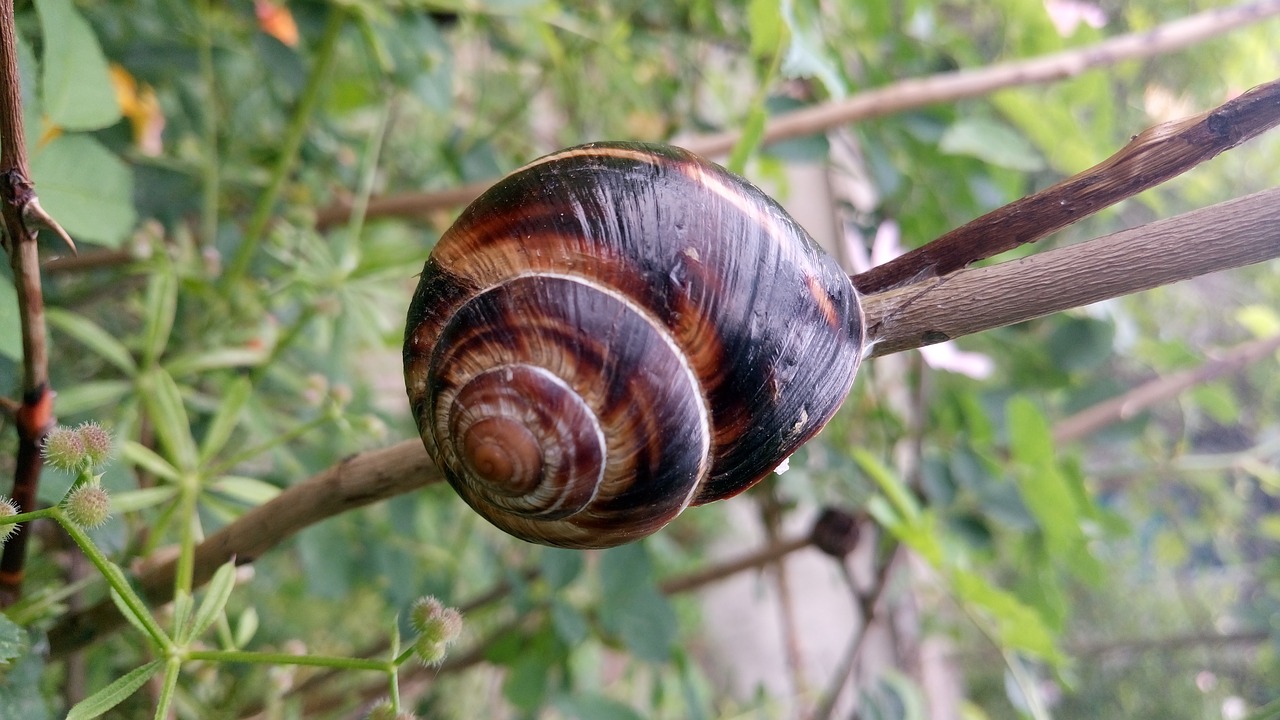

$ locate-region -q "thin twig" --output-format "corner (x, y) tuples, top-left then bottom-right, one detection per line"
(809, 540), (902, 720)
(312, 1), (1280, 227)
(1053, 333), (1280, 444)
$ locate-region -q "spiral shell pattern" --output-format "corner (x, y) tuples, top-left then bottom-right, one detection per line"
(405, 142), (865, 548)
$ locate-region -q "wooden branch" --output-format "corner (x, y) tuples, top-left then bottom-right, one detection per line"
(312, 0), (1280, 228)
(863, 187), (1280, 357)
(0, 0), (52, 605)
(1053, 333), (1280, 444)
(853, 76), (1280, 294)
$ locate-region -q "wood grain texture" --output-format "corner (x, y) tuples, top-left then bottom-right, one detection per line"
(862, 186), (1280, 357)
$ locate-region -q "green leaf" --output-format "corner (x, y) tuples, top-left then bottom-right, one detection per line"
(0, 280), (20, 361)
(1007, 398), (1101, 580)
(30, 135), (134, 248)
(539, 547), (583, 590)
(53, 380), (133, 417)
(599, 544), (677, 662)
(852, 449), (919, 522)
(189, 562), (238, 642)
(1235, 304), (1280, 337)
(140, 264), (178, 367)
(65, 660), (163, 720)
(109, 486), (178, 513)
(138, 369), (199, 472)
(503, 641), (552, 712)
(747, 0), (783, 58)
(171, 590), (194, 644)
(210, 476), (282, 506)
(108, 587), (154, 641)
(780, 1), (846, 97)
(199, 377), (253, 464)
(939, 117), (1045, 172)
(953, 570), (1062, 663)
(164, 347), (268, 379)
(45, 308), (138, 374)
(549, 598), (589, 646)
(120, 440), (182, 483)
(35, 0), (121, 131)
(555, 693), (646, 720)
(234, 607), (259, 648)
(0, 613), (25, 662)
(0, 642), (49, 720)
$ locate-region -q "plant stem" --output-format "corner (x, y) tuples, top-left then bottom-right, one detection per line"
(185, 649), (391, 672)
(55, 508), (171, 651)
(153, 657), (182, 720)
(222, 7), (346, 287)
(174, 477), (200, 597)
(196, 0), (220, 248)
(0, 507), (57, 525)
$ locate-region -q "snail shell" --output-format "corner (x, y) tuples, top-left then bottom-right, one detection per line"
(404, 142), (865, 548)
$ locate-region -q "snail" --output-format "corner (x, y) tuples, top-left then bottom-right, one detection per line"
(404, 142), (866, 548)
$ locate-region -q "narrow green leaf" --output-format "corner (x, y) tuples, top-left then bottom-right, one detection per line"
(65, 660), (163, 720)
(30, 135), (135, 248)
(953, 570), (1063, 664)
(852, 449), (919, 522)
(190, 562), (237, 641)
(109, 588), (153, 640)
(171, 591), (194, 644)
(199, 377), (253, 464)
(46, 308), (138, 374)
(53, 380), (133, 416)
(726, 105), (767, 175)
(120, 440), (182, 482)
(34, 0), (121, 131)
(140, 265), (178, 367)
(139, 369), (199, 472)
(747, 0), (782, 58)
(110, 486), (179, 513)
(165, 347), (268, 379)
(234, 607), (259, 649)
(209, 476), (281, 506)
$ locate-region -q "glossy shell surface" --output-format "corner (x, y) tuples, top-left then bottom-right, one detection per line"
(404, 142), (865, 547)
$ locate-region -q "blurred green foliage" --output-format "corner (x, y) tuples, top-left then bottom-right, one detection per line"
(1, 0), (1278, 718)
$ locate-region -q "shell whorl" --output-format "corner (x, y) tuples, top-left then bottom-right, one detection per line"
(404, 142), (866, 548)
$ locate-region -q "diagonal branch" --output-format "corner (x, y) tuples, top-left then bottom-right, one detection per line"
(862, 186), (1280, 356)
(853, 76), (1280, 294)
(1053, 332), (1280, 444)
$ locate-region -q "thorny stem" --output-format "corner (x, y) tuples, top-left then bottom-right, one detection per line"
(0, 0), (53, 605)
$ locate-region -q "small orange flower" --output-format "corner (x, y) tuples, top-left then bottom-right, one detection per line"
(255, 0), (299, 47)
(110, 64), (165, 155)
